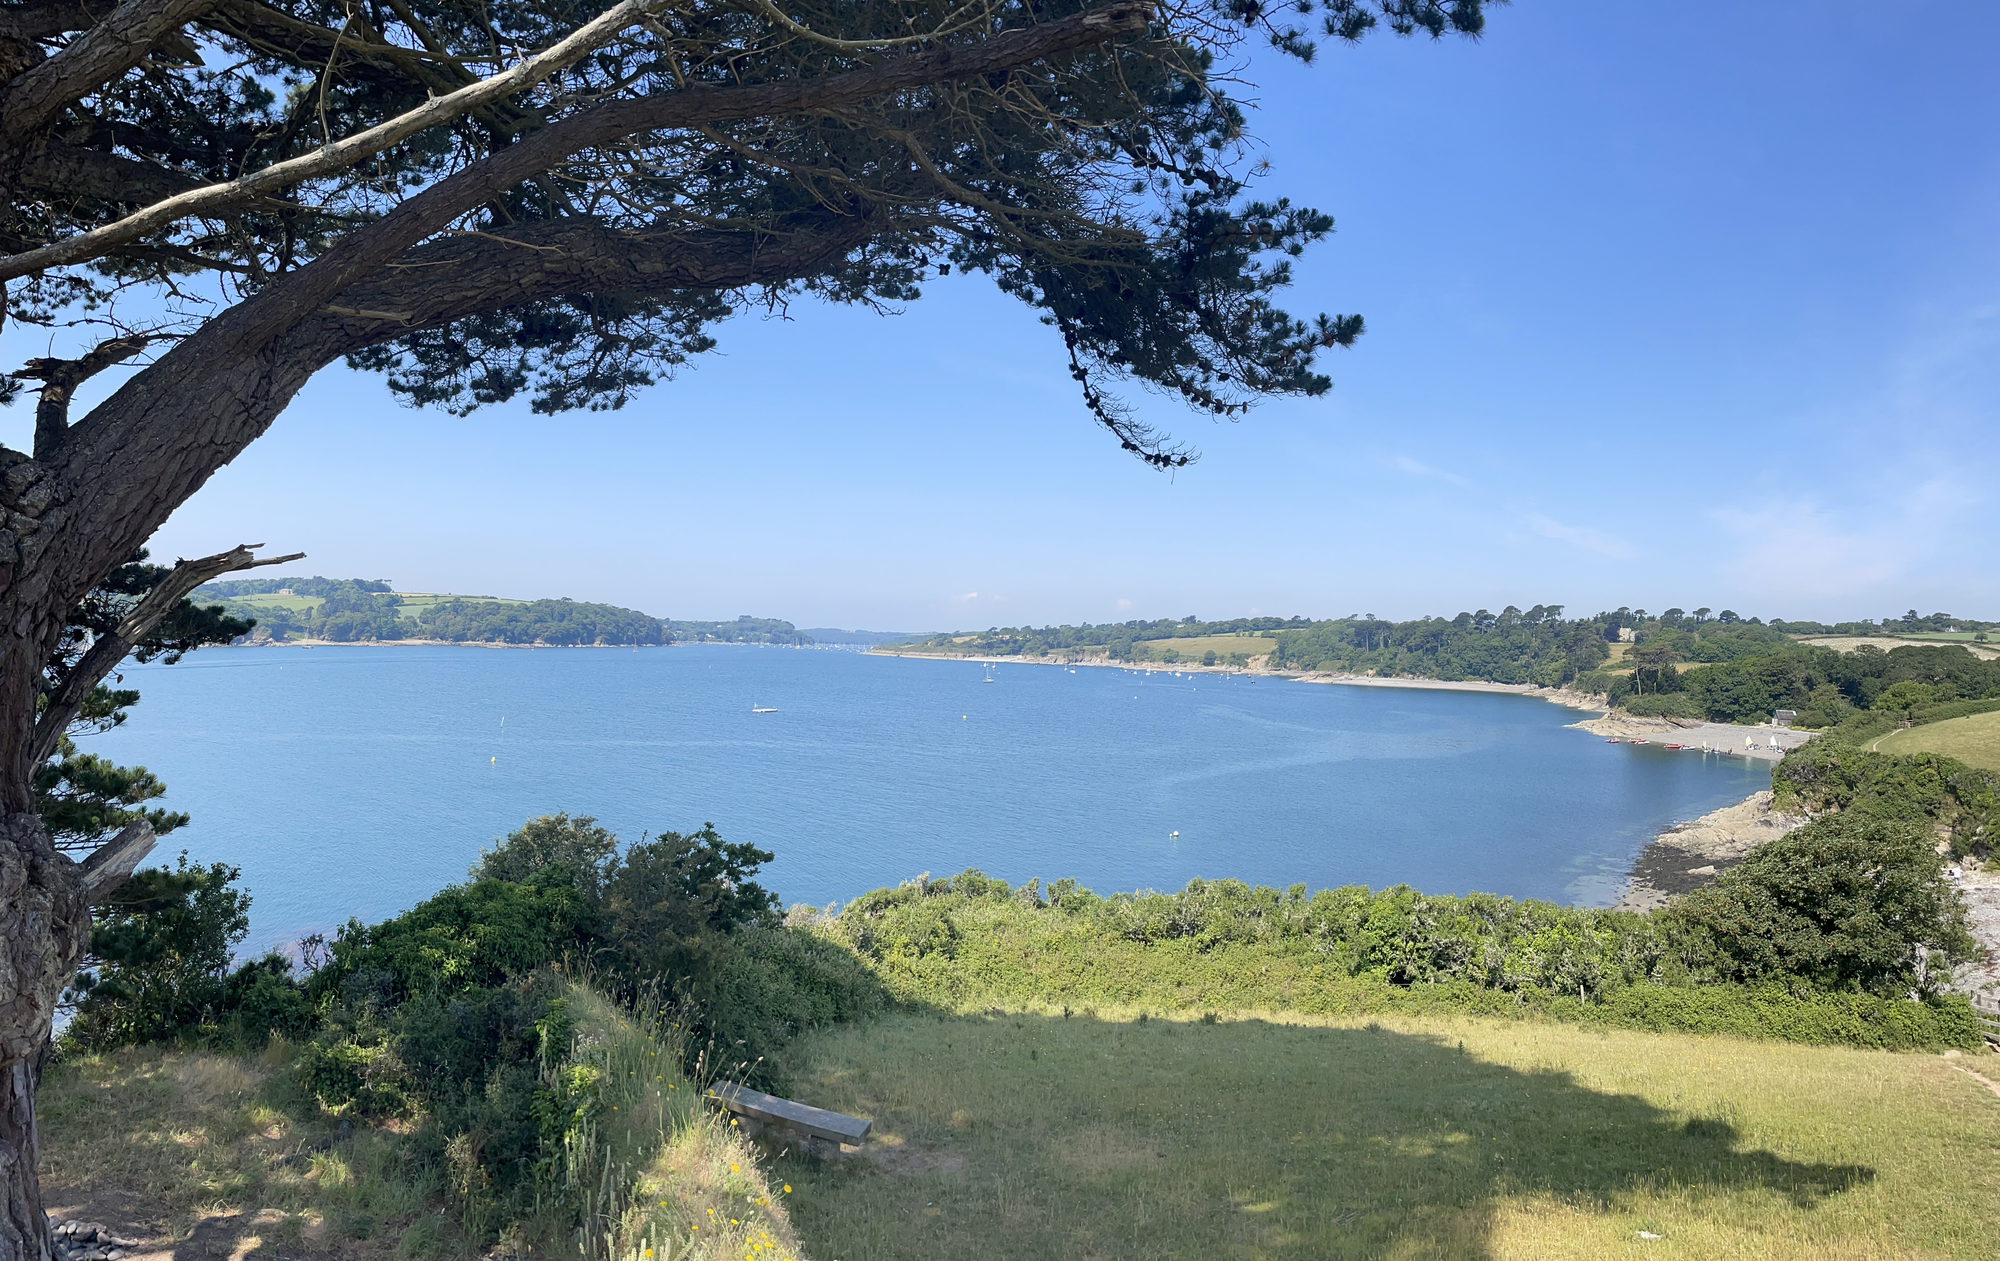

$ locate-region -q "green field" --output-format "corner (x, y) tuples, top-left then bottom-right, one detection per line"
(1137, 634), (1276, 659)
(392, 591), (521, 620)
(1875, 710), (2000, 772)
(219, 591), (324, 613)
(786, 1010), (2000, 1261)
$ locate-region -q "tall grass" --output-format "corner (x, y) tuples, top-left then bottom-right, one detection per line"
(524, 986), (808, 1261)
(40, 985), (814, 1261)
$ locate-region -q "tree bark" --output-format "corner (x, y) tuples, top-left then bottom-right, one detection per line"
(0, 812), (93, 1261)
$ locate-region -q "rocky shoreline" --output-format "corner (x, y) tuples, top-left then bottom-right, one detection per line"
(1611, 791), (1808, 912)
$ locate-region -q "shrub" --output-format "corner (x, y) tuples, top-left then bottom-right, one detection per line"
(1773, 740), (2000, 855)
(62, 854), (250, 1051)
(830, 860), (1982, 1048)
(308, 877), (596, 1008)
(1663, 815), (1975, 996)
(1622, 692), (1699, 719)
(223, 953), (315, 1046)
(470, 812), (618, 895)
(692, 927), (889, 1089)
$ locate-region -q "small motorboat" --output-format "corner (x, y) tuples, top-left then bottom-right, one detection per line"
(1606, 737), (1621, 743)
(1630, 738), (1649, 745)
(1664, 743), (1684, 750)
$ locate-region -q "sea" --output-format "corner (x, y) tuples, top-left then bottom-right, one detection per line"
(93, 644), (1771, 952)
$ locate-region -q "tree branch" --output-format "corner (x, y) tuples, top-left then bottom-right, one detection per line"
(0, 0), (221, 154)
(29, 542), (301, 766)
(144, 0), (1157, 362)
(43, 2), (1150, 613)
(315, 215), (881, 340)
(0, 0), (673, 284)
(0, 0), (106, 44)
(17, 333), (158, 456)
(16, 139), (208, 207)
(76, 818), (154, 902)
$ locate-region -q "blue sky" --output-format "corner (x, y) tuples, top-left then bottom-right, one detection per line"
(11, 0), (1998, 630)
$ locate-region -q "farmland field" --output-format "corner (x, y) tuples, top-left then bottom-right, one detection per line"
(1875, 710), (2000, 772)
(1137, 633), (1276, 659)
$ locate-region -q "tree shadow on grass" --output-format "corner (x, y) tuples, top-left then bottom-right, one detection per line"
(784, 1011), (1876, 1260)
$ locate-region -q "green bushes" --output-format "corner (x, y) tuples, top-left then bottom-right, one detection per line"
(1672, 817), (1974, 993)
(61, 854), (311, 1051)
(825, 813), (1982, 1050)
(1622, 692), (1700, 719)
(1773, 738), (2000, 856)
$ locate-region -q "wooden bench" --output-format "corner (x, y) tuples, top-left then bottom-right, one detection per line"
(707, 1083), (872, 1150)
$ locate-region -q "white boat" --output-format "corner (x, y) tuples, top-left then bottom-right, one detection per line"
(752, 706), (777, 713)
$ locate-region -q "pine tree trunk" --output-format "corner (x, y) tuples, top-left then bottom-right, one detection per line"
(0, 812), (89, 1261)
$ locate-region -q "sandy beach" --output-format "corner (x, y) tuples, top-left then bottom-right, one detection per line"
(1568, 713), (1813, 761)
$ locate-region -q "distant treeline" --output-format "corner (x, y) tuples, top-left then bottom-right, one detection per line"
(666, 616), (813, 646)
(192, 578), (822, 647)
(1588, 641), (2000, 726)
(193, 577), (673, 645)
(904, 605), (1996, 725)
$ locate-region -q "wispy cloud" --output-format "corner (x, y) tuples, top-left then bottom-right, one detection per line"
(1392, 455), (1470, 486)
(1711, 474), (1982, 603)
(1527, 513), (1633, 559)
(1115, 598), (1133, 611)
(943, 590), (1007, 609)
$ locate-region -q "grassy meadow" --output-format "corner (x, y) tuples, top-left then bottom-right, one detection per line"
(1875, 710), (2000, 773)
(39, 1041), (433, 1258)
(785, 1009), (2000, 1261)
(1136, 634), (1276, 659)
(224, 591), (327, 614)
(392, 592), (523, 620)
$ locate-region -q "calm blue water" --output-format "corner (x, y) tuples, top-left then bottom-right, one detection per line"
(93, 646), (1769, 951)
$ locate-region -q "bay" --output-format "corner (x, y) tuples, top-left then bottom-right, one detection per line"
(94, 645), (1769, 952)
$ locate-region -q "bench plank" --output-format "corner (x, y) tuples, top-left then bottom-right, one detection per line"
(708, 1083), (872, 1144)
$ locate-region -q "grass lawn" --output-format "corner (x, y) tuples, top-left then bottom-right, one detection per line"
(784, 1010), (2000, 1261)
(1138, 634), (1276, 659)
(1876, 710), (2000, 773)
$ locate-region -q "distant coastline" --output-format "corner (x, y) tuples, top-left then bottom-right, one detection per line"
(868, 645), (1613, 710)
(870, 645), (1818, 907)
